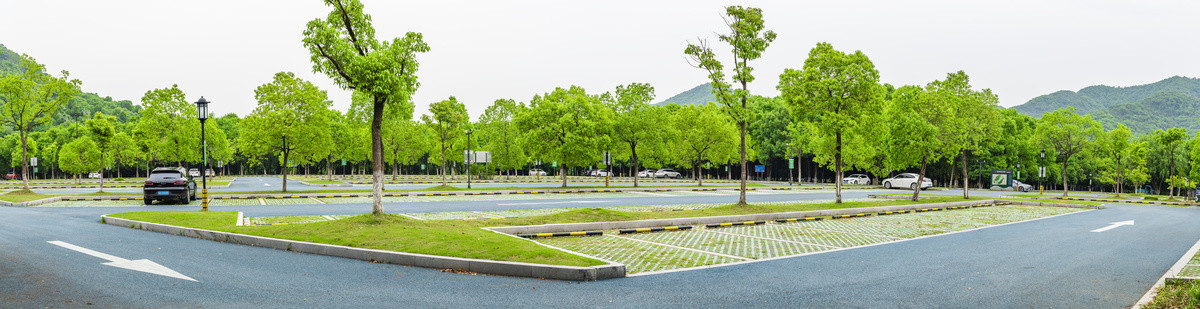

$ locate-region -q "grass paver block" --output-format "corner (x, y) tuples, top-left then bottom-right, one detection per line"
(538, 235), (739, 274)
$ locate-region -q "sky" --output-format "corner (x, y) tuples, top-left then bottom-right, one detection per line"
(2, 0), (1199, 119)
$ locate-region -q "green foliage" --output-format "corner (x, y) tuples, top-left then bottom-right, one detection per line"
(239, 72), (333, 191)
(778, 42), (883, 202)
(514, 86), (613, 187)
(671, 103), (738, 183)
(477, 98), (527, 175)
(605, 83), (660, 184)
(747, 96), (791, 163)
(136, 85), (199, 165)
(422, 96), (468, 184)
(0, 53), (81, 187)
(1013, 76), (1200, 134)
(59, 136), (101, 176)
(1032, 107), (1104, 196)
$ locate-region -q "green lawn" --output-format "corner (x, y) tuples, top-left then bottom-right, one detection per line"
(0, 190), (53, 202)
(1144, 280), (1200, 309)
(107, 196), (1089, 266)
(214, 183), (757, 195)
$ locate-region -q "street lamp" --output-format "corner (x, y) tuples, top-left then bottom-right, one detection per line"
(465, 129), (473, 189)
(1039, 150), (1045, 194)
(195, 96), (210, 211)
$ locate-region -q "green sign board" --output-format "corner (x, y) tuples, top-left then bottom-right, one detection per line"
(990, 169), (1013, 188)
(421, 164), (425, 170)
(788, 159), (794, 169)
(552, 162), (558, 168)
(341, 159), (346, 166)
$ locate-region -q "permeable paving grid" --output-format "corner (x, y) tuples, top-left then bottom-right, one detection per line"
(535, 205), (1087, 275)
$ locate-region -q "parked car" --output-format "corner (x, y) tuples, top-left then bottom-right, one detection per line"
(881, 173), (932, 190)
(5, 172), (19, 180)
(188, 168), (200, 177)
(593, 169), (611, 177)
(584, 169), (599, 177)
(842, 174), (870, 185)
(143, 167), (196, 205)
(88, 172), (101, 179)
(654, 169), (681, 179)
(205, 169), (215, 177)
(528, 168), (546, 176)
(1012, 180), (1033, 192)
(637, 169), (656, 178)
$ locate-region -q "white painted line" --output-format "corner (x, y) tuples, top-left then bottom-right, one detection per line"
(684, 191), (725, 196)
(258, 198), (266, 205)
(47, 241), (197, 282)
(701, 228), (841, 249)
(631, 208), (1096, 277)
(799, 226), (903, 240)
(395, 213), (426, 220)
(497, 201), (608, 206)
(606, 234), (751, 261)
(309, 197), (326, 204)
(1091, 220), (1134, 233)
(626, 191), (675, 197)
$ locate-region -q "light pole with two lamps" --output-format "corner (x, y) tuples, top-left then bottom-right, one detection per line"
(465, 129), (473, 189)
(1039, 150), (1045, 195)
(195, 97), (210, 211)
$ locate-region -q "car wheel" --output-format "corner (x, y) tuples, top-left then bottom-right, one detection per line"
(910, 183), (918, 190)
(883, 181), (892, 189)
(144, 199), (153, 205)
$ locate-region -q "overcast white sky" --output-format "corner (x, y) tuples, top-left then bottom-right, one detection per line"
(2, 0), (1198, 119)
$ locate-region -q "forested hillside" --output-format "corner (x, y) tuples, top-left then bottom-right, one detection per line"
(1012, 76), (1200, 133)
(653, 82), (716, 106)
(0, 44), (140, 127)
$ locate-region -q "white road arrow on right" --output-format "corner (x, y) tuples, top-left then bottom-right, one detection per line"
(1091, 220), (1134, 233)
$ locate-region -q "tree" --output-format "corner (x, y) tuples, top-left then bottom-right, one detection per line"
(604, 83), (658, 187)
(136, 85), (199, 166)
(1102, 124), (1133, 197)
(238, 72), (333, 192)
(672, 103), (738, 185)
(40, 142), (58, 179)
(303, 0), (430, 214)
(0, 54), (81, 189)
(383, 120), (430, 180)
(514, 86), (613, 187)
(778, 42), (884, 203)
(684, 5), (776, 205)
(477, 98), (527, 178)
(1158, 127), (1188, 198)
(59, 137), (101, 182)
(883, 85), (949, 201)
(86, 112), (116, 192)
(422, 96), (468, 185)
(1031, 107), (1103, 197)
(110, 132), (139, 179)
(928, 71), (1000, 198)
(746, 96), (792, 178)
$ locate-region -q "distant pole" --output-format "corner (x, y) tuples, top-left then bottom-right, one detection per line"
(465, 129), (472, 189)
(195, 96), (210, 212)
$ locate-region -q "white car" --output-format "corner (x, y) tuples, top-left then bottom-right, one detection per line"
(528, 168), (547, 176)
(594, 169), (611, 177)
(637, 169), (656, 177)
(842, 174), (870, 185)
(188, 168), (200, 177)
(88, 172), (101, 179)
(654, 169), (681, 179)
(881, 173), (932, 190)
(205, 169), (215, 176)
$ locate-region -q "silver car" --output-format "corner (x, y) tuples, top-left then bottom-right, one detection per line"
(654, 169), (681, 178)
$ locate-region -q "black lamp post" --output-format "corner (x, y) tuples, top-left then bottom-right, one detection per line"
(195, 97), (210, 211)
(465, 129), (472, 189)
(1039, 150), (1045, 194)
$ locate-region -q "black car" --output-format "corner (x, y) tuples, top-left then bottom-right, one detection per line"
(143, 167), (196, 205)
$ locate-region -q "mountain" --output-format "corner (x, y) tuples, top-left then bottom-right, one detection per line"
(0, 43), (140, 125)
(654, 83), (716, 106)
(1011, 76), (1200, 134)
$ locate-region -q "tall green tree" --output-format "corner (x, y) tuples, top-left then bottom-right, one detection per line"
(515, 86), (613, 187)
(1102, 124), (1133, 196)
(778, 42), (884, 203)
(672, 103), (738, 185)
(934, 72), (1001, 198)
(883, 85), (950, 201)
(135, 85), (199, 166)
(477, 98), (527, 178)
(383, 119), (430, 180)
(747, 96), (792, 177)
(684, 6), (776, 205)
(0, 54), (81, 189)
(110, 132), (139, 179)
(59, 137), (100, 183)
(1158, 127), (1188, 197)
(238, 72), (333, 192)
(86, 112), (116, 192)
(1031, 107), (1103, 197)
(422, 96), (468, 185)
(303, 0), (429, 214)
(605, 83), (658, 187)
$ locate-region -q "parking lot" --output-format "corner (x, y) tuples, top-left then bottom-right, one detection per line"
(535, 204), (1086, 274)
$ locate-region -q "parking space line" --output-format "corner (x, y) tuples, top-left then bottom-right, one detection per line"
(627, 191), (675, 197)
(309, 197), (325, 204)
(471, 211), (504, 218)
(396, 213), (425, 220)
(606, 234), (751, 261)
(701, 228), (841, 249)
(685, 191), (725, 196)
(795, 226), (903, 240)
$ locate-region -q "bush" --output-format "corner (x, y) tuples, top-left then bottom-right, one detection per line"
(1145, 196), (1159, 201)
(113, 178), (125, 181)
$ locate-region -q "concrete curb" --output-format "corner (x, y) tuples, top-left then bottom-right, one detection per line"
(99, 215), (625, 281)
(867, 194), (938, 200)
(1059, 196), (1200, 207)
(1134, 232), (1200, 308)
(488, 199), (1102, 235)
(298, 180), (352, 187)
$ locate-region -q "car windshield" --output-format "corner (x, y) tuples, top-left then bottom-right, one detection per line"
(149, 172), (183, 181)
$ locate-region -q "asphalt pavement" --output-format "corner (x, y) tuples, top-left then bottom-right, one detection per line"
(0, 184), (1181, 308)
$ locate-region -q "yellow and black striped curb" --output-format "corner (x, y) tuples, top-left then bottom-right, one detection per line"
(618, 226), (693, 234)
(462, 192), (502, 195)
(914, 207), (944, 212)
(510, 191), (546, 194)
(518, 231), (603, 238)
(638, 208), (697, 212)
(876, 210), (914, 215)
(215, 196), (257, 199)
(1060, 196), (1200, 207)
(0, 185), (141, 189)
(64, 197), (144, 201)
(414, 193), (453, 197)
(832, 213), (872, 219)
(705, 221), (766, 228)
(691, 188), (718, 191)
(774, 217), (823, 223)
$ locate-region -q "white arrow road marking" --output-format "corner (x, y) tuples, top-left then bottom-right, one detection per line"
(498, 201), (608, 206)
(1091, 220), (1135, 233)
(48, 241), (197, 282)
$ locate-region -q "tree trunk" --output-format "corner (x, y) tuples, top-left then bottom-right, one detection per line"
(1061, 159), (1069, 198)
(327, 155), (333, 181)
(440, 144), (448, 186)
(560, 165), (567, 188)
(1115, 156), (1122, 198)
(961, 150), (969, 199)
(370, 97), (386, 214)
(98, 152), (105, 193)
(19, 132), (29, 190)
(913, 154), (928, 201)
(738, 122), (747, 205)
(631, 144), (639, 188)
(835, 132), (843, 203)
(281, 149), (289, 192)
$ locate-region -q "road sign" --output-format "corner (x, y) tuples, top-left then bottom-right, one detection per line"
(30, 157), (36, 167)
(990, 169), (1012, 188)
(552, 162), (558, 168)
(788, 159), (794, 169)
(421, 164), (425, 170)
(464, 151), (491, 164)
(1038, 167), (1046, 178)
(603, 152), (611, 165)
(755, 165), (765, 173)
(341, 159), (346, 166)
